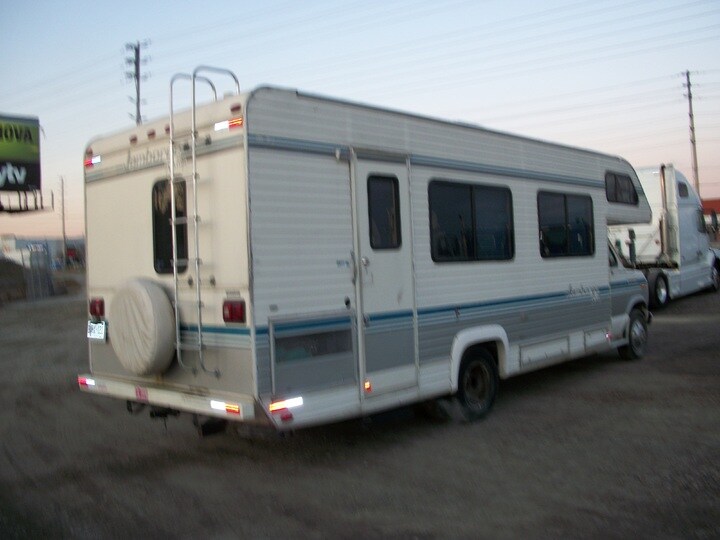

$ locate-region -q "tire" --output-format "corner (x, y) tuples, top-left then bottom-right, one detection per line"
(618, 308), (648, 360)
(710, 263), (720, 292)
(456, 349), (498, 420)
(650, 273), (669, 309)
(109, 279), (176, 376)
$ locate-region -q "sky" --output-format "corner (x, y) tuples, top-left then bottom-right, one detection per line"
(1, 0), (719, 239)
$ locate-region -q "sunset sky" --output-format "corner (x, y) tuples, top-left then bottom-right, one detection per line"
(2, 0), (719, 239)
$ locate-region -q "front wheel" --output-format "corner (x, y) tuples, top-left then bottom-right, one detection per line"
(456, 349), (498, 420)
(651, 273), (669, 309)
(618, 308), (648, 360)
(710, 264), (720, 292)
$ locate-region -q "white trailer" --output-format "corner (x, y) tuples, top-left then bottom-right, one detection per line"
(609, 165), (720, 308)
(79, 67), (653, 432)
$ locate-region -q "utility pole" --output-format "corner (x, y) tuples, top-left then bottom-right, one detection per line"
(683, 70), (700, 194)
(60, 175), (67, 269)
(126, 41), (150, 125)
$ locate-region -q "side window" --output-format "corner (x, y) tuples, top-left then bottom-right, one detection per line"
(368, 175), (401, 249)
(609, 247), (618, 267)
(605, 172), (639, 205)
(429, 182), (473, 261)
(678, 182), (689, 198)
(473, 184), (514, 260)
(152, 179), (188, 274)
(429, 180), (514, 262)
(538, 191), (594, 258)
(697, 209), (707, 234)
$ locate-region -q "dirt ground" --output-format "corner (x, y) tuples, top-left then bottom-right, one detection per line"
(0, 280), (718, 538)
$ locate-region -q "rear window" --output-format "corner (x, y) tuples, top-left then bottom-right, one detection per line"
(152, 179), (188, 274)
(605, 172), (638, 205)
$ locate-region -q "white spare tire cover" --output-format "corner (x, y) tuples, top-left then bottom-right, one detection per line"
(109, 279), (176, 376)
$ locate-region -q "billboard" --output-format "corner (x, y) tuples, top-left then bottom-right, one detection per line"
(0, 114), (41, 192)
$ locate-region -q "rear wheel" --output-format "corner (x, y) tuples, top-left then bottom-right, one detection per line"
(456, 349), (498, 420)
(651, 273), (669, 308)
(619, 308), (648, 360)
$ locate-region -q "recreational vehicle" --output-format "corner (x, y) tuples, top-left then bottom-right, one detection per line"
(609, 165), (720, 308)
(80, 67), (652, 432)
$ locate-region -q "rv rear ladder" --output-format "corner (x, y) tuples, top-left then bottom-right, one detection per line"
(168, 66), (240, 378)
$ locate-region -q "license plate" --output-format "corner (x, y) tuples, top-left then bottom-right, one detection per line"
(87, 320), (107, 341)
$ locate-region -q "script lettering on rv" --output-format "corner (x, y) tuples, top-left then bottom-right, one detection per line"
(125, 147), (186, 173)
(568, 284), (601, 302)
(0, 116), (41, 192)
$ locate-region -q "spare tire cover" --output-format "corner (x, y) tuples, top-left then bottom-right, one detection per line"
(109, 279), (176, 375)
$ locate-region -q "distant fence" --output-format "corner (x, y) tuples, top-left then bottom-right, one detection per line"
(0, 245), (54, 302)
(23, 246), (54, 300)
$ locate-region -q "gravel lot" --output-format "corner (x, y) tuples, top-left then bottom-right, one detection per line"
(0, 282), (718, 538)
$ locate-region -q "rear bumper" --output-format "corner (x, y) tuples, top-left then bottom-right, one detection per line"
(77, 373), (258, 422)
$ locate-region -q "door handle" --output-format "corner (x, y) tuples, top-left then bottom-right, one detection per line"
(350, 251), (357, 284)
(361, 256), (370, 267)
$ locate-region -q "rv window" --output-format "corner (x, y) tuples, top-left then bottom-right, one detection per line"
(152, 179), (188, 274)
(429, 180), (513, 262)
(678, 182), (689, 198)
(368, 176), (401, 249)
(605, 172), (638, 205)
(538, 191), (594, 258)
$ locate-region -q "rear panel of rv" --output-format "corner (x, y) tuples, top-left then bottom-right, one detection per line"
(84, 95), (254, 395)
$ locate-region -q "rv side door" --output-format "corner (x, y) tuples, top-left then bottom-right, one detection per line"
(352, 157), (417, 396)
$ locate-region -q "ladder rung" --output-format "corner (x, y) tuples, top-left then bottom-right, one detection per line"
(172, 258), (203, 265)
(177, 343), (203, 352)
(171, 216), (201, 225)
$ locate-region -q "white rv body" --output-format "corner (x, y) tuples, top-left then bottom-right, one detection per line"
(80, 68), (653, 431)
(609, 165), (720, 307)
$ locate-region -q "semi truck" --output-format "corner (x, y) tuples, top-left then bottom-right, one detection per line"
(609, 164), (720, 308)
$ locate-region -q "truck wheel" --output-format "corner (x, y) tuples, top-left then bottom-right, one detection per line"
(618, 308), (647, 360)
(711, 264), (720, 292)
(456, 349), (498, 420)
(651, 274), (669, 308)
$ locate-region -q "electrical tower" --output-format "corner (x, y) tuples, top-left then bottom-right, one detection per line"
(126, 41), (150, 125)
(683, 70), (700, 194)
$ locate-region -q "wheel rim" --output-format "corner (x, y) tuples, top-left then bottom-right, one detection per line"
(630, 318), (647, 354)
(463, 361), (490, 408)
(656, 278), (668, 304)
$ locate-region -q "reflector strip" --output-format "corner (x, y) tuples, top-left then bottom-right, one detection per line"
(84, 155), (101, 168)
(269, 396), (303, 412)
(210, 399), (241, 415)
(214, 117), (244, 131)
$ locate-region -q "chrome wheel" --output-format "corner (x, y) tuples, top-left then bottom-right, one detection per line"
(629, 317), (647, 356)
(654, 275), (668, 306)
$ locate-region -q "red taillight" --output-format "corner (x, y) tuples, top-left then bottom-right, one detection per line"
(222, 300), (245, 323)
(84, 155), (101, 168)
(89, 298), (104, 318)
(78, 376), (95, 388)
